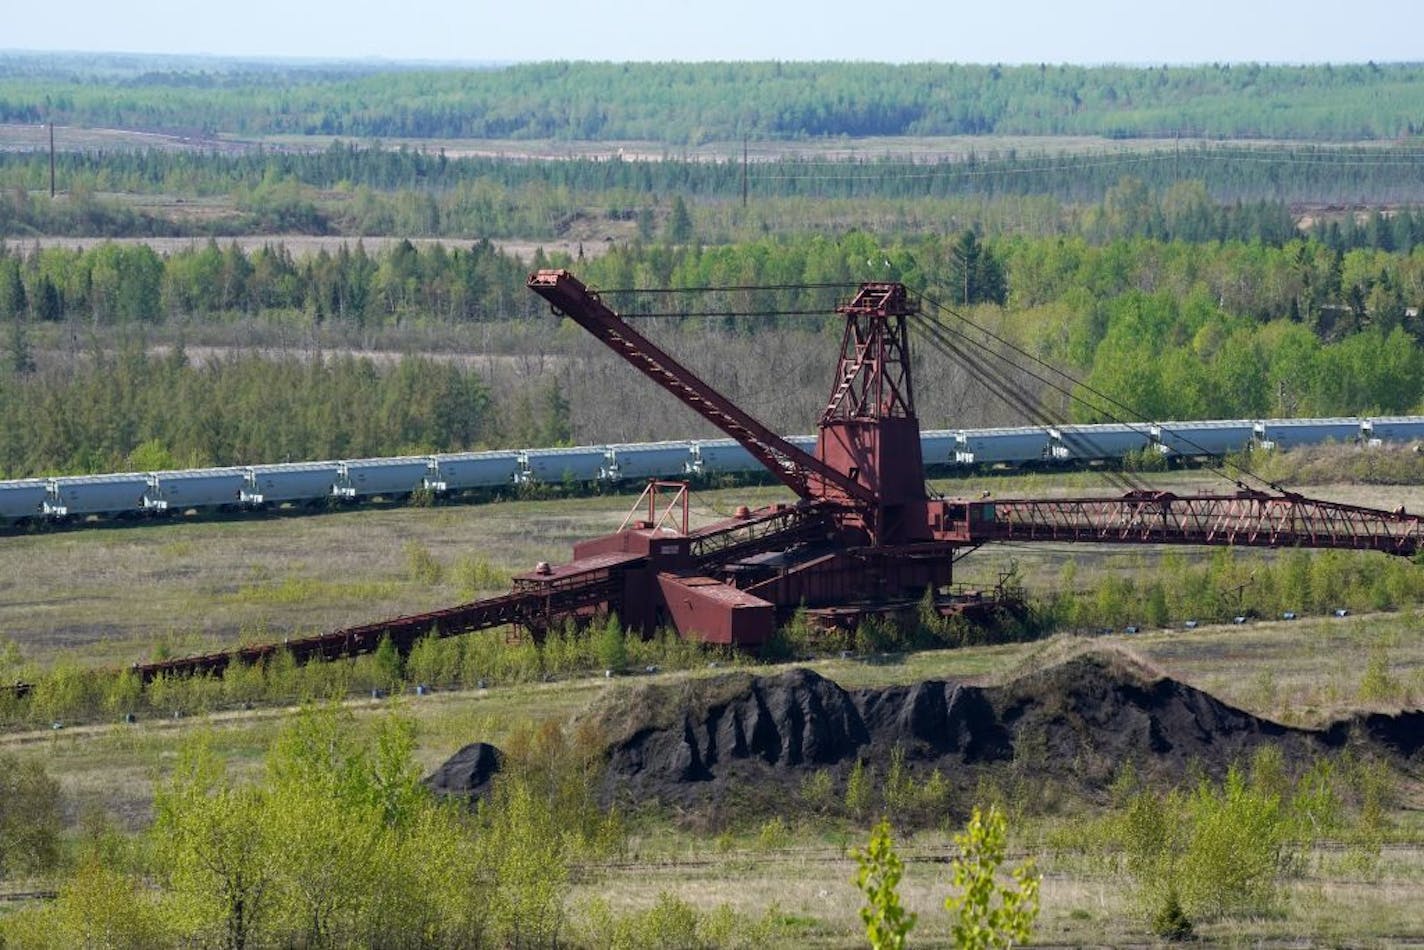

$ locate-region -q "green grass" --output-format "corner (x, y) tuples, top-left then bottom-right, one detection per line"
(6, 466), (1424, 942)
(1, 611), (1422, 942)
(8, 465), (1417, 671)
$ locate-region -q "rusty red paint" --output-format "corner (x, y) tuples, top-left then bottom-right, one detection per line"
(119, 274), (1424, 684)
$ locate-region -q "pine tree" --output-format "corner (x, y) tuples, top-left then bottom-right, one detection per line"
(665, 196), (693, 243)
(5, 316), (34, 376)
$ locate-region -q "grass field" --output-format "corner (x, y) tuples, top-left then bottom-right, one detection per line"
(5, 468), (1422, 670)
(2, 612), (1421, 943)
(4, 466), (1424, 943)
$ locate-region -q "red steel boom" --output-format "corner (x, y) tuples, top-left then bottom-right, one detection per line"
(527, 269), (876, 509)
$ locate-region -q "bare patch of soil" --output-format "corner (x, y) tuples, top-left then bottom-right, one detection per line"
(6, 234), (603, 260)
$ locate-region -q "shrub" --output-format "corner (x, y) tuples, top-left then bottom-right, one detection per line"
(1177, 768), (1289, 918)
(1118, 764), (1296, 926)
(577, 893), (783, 949)
(883, 744), (916, 816)
(1150, 887), (1194, 941)
(1358, 641), (1405, 703)
(853, 818), (916, 950)
(944, 805), (1040, 949)
(799, 769), (836, 814)
(453, 554), (509, 594)
(0, 752), (62, 879)
(917, 768), (952, 818)
(596, 614), (628, 671)
(0, 858), (173, 949)
(756, 816), (790, 850)
(372, 634), (403, 690)
(403, 540), (444, 585)
(845, 759), (873, 818)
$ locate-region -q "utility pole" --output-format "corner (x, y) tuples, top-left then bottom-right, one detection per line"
(48, 123), (55, 198)
(741, 136), (748, 210)
(952, 241), (971, 306)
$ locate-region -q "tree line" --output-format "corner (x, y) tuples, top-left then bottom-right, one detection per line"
(9, 144), (1424, 241)
(8, 230), (1424, 330)
(3, 57), (1424, 141)
(5, 231), (1424, 473)
(0, 344), (502, 476)
(0, 238), (541, 326)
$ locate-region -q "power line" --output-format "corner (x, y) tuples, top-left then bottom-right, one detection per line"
(595, 279), (1287, 495)
(909, 312), (1143, 494)
(616, 308), (839, 320)
(595, 282), (854, 294)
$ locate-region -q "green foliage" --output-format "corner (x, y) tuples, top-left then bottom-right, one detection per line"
(152, 738), (277, 950)
(854, 614), (902, 654)
(6, 58), (1424, 143)
(0, 751), (62, 879)
(577, 892), (784, 950)
(596, 613), (629, 671)
(8, 228), (1424, 478)
(943, 805), (1041, 950)
(27, 660), (102, 725)
(765, 604), (818, 660)
(129, 708), (497, 949)
(852, 818), (917, 950)
(947, 230), (1008, 306)
(1121, 444), (1168, 472)
(757, 816), (790, 850)
(5, 313), (34, 376)
(1149, 888), (1195, 941)
(1116, 760), (1308, 927)
(126, 437), (178, 472)
(882, 744), (916, 817)
(372, 634), (404, 691)
(0, 341), (495, 477)
(0, 857), (174, 949)
(1059, 542), (1424, 632)
(453, 554), (510, 595)
(402, 540), (444, 586)
(479, 776), (568, 946)
(1358, 640), (1408, 703)
(665, 196), (694, 243)
(845, 759), (873, 818)
(474, 719), (628, 947)
(799, 769), (836, 814)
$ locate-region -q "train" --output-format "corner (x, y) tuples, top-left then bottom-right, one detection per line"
(2, 415), (1421, 528)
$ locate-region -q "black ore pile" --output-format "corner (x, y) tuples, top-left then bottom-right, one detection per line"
(428, 649), (1422, 814)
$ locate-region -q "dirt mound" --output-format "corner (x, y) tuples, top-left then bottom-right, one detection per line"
(985, 651), (1303, 785)
(586, 649), (1413, 808)
(1323, 709), (1424, 759)
(607, 668), (865, 778)
(427, 649), (1424, 813)
(424, 741), (504, 806)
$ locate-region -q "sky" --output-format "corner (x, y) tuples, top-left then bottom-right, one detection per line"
(6, 0), (1423, 64)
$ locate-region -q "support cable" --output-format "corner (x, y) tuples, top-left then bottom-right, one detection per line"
(910, 313), (1143, 493)
(914, 291), (1284, 494)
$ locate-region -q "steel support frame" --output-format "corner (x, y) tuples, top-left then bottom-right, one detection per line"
(527, 269), (876, 507)
(984, 492), (1424, 556)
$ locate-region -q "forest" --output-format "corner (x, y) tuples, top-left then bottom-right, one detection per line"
(7, 144), (1424, 240)
(3, 57), (1424, 141)
(3, 228), (1424, 476)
